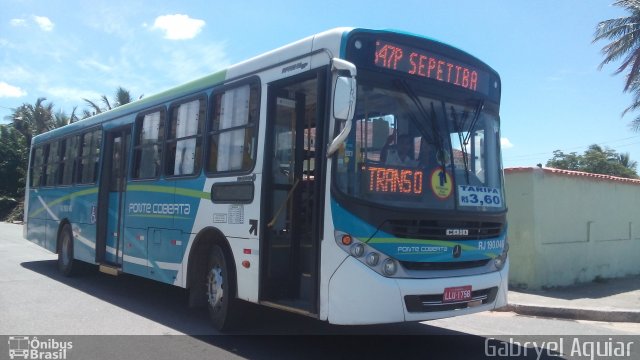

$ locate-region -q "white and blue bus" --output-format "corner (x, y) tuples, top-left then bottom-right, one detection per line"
(24, 28), (508, 330)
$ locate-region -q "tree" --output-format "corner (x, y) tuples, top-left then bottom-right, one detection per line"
(594, 0), (640, 130)
(1, 98), (73, 198)
(53, 107), (80, 128)
(7, 97), (56, 149)
(617, 151), (638, 170)
(546, 144), (639, 178)
(0, 125), (27, 197)
(82, 87), (140, 118)
(547, 150), (581, 171)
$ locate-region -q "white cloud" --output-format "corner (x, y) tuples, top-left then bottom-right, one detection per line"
(151, 14), (205, 40)
(0, 82), (27, 98)
(77, 58), (113, 73)
(9, 18), (27, 27)
(33, 16), (54, 32)
(501, 137), (514, 149)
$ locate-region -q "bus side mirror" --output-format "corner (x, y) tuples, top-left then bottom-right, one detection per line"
(327, 59), (357, 157)
(333, 76), (356, 121)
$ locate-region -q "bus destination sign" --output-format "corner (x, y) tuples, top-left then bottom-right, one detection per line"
(374, 40), (490, 95)
(365, 166), (424, 196)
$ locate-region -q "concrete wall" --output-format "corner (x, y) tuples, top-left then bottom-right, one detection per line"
(505, 167), (640, 289)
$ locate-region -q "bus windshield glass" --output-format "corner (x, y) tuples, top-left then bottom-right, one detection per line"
(334, 79), (504, 211)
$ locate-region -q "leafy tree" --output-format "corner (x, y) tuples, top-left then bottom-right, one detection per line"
(7, 97), (56, 149)
(546, 144), (639, 178)
(594, 0), (640, 130)
(617, 151), (638, 170)
(0, 125), (27, 197)
(1, 98), (73, 198)
(547, 150), (581, 171)
(82, 87), (140, 118)
(53, 107), (79, 127)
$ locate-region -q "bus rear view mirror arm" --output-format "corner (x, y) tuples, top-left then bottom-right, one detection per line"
(327, 59), (357, 157)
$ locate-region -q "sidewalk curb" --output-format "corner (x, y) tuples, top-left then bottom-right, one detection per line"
(498, 303), (640, 323)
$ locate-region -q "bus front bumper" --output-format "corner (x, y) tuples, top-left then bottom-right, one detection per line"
(327, 256), (509, 325)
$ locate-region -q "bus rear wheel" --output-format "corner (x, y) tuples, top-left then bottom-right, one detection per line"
(206, 245), (238, 331)
(57, 224), (77, 276)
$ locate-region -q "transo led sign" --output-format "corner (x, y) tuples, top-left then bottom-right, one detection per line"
(366, 166), (424, 196)
(374, 40), (490, 95)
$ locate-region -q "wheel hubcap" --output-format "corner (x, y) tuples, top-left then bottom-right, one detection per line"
(207, 265), (224, 312)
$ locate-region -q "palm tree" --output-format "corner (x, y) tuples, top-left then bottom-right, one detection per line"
(594, 0), (640, 130)
(82, 87), (140, 119)
(620, 78), (640, 130)
(7, 97), (56, 149)
(617, 151), (638, 171)
(114, 87), (135, 107)
(52, 107), (79, 128)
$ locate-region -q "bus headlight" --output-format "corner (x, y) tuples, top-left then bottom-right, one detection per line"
(350, 243), (365, 257)
(494, 241), (509, 270)
(382, 258), (397, 276)
(334, 231), (405, 277)
(366, 252), (380, 266)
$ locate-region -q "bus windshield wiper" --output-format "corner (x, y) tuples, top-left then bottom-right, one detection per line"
(394, 80), (447, 169)
(448, 100), (484, 183)
(465, 100), (484, 147)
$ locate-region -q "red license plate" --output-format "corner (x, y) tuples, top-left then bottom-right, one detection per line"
(443, 285), (472, 303)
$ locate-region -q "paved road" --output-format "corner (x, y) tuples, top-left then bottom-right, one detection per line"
(1, 222), (638, 359)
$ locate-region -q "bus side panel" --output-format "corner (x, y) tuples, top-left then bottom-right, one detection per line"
(71, 222), (97, 264)
(45, 219), (58, 253)
(44, 187), (72, 253)
(121, 225), (149, 278)
(147, 228), (182, 284)
(180, 175), (261, 300)
(25, 186), (99, 264)
(26, 189), (47, 249)
(27, 188), (58, 253)
(123, 179), (176, 284)
(69, 187), (99, 264)
(155, 178), (209, 286)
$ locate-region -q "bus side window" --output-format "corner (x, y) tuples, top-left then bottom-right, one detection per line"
(166, 98), (204, 177)
(207, 82), (259, 175)
(133, 109), (164, 179)
(77, 129), (102, 184)
(61, 136), (78, 186)
(30, 146), (45, 188)
(44, 141), (59, 187)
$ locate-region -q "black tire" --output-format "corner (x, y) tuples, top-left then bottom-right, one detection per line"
(57, 224), (77, 276)
(206, 245), (238, 331)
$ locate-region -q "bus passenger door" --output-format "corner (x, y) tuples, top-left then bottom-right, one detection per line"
(261, 70), (327, 314)
(97, 127), (131, 268)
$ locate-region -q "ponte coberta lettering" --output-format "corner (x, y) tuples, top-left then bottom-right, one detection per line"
(128, 203), (191, 216)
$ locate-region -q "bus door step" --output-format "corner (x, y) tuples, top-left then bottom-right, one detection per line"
(98, 264), (121, 276)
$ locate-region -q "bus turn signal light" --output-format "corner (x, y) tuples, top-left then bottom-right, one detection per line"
(341, 234), (353, 246)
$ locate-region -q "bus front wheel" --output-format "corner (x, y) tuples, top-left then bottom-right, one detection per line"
(206, 245), (238, 331)
(57, 224), (77, 276)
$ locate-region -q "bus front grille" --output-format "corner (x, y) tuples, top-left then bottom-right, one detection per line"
(401, 259), (491, 271)
(381, 219), (503, 240)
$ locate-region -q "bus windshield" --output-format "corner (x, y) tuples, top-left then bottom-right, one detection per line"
(334, 79), (504, 211)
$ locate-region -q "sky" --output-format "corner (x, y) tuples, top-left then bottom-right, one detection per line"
(1, 0), (639, 168)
